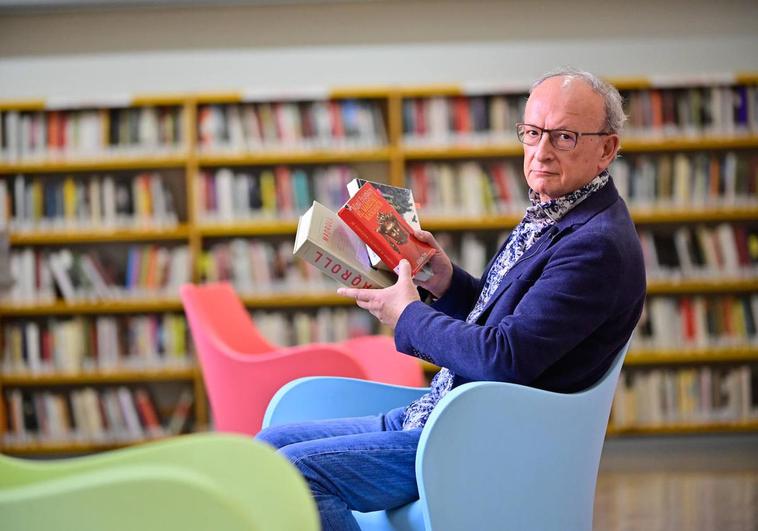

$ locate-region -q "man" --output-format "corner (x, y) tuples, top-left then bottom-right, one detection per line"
(257, 68), (646, 531)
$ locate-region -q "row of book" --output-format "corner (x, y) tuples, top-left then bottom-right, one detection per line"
(2, 314), (191, 375)
(610, 365), (757, 428)
(5, 245), (191, 304)
(199, 237), (329, 293)
(639, 224), (758, 281)
(612, 152), (758, 208)
(634, 294), (758, 351)
(0, 107), (184, 163)
(407, 160), (529, 216)
(195, 223), (756, 299)
(1, 172), (180, 231)
(197, 165), (356, 223)
(401, 94), (526, 145)
(400, 85), (758, 144)
(197, 99), (387, 152)
(3, 386), (193, 446)
(251, 307), (380, 347)
(621, 85), (758, 138)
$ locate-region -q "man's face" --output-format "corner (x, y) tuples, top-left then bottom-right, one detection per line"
(521, 76), (618, 202)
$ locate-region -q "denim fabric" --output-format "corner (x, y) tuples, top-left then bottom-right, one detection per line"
(256, 406), (421, 531)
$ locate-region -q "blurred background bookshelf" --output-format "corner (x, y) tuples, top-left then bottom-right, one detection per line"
(0, 0), (757, 456)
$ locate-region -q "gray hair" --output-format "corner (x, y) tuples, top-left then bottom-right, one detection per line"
(530, 67), (626, 134)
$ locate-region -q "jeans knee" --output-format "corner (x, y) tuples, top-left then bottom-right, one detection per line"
(255, 425), (288, 450)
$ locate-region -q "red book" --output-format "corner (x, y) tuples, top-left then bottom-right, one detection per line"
(338, 183), (436, 280)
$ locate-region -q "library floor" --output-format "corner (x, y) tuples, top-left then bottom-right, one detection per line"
(593, 435), (758, 531)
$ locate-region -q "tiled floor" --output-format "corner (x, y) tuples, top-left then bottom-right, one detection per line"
(594, 435), (758, 531)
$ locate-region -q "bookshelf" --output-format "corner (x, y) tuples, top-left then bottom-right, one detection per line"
(1, 75), (757, 454)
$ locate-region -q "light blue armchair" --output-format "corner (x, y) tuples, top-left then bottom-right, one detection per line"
(263, 340), (630, 531)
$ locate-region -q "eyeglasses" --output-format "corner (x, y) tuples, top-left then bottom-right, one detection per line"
(515, 123), (611, 151)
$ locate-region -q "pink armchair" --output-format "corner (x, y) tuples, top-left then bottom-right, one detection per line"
(180, 283), (424, 435)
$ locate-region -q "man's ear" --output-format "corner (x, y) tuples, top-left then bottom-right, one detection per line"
(599, 134), (620, 167)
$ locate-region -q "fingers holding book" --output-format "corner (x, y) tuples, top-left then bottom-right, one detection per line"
(337, 259), (420, 328)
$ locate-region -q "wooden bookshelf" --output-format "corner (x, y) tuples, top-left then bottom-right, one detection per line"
(607, 420), (758, 437)
(9, 225), (191, 245)
(1, 367), (197, 386)
(0, 154), (188, 173)
(626, 347), (758, 366)
(1, 74), (757, 451)
(1, 437), (168, 456)
(197, 147), (392, 166)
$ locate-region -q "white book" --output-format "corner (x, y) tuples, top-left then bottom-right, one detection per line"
(715, 224), (740, 275)
(226, 104), (246, 151)
(167, 389), (194, 435)
(293, 201), (394, 289)
(242, 104), (263, 151)
(461, 234), (487, 278)
(101, 175), (117, 226)
(48, 250), (77, 302)
(24, 322), (41, 373)
(116, 387), (143, 439)
(5, 111), (19, 162)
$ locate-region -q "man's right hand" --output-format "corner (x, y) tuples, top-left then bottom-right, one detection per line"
(413, 229), (453, 299)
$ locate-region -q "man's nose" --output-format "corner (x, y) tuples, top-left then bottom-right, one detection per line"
(533, 131), (555, 160)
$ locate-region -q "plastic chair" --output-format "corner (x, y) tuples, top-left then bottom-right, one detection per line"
(263, 340), (631, 531)
(0, 433), (319, 531)
(180, 282), (424, 435)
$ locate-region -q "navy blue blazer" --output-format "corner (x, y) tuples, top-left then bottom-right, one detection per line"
(394, 178), (646, 393)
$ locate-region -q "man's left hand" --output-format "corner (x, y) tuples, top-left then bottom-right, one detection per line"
(337, 259), (420, 329)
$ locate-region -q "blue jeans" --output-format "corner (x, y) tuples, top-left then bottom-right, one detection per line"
(256, 406), (422, 531)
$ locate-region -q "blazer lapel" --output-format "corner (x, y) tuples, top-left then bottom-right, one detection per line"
(476, 225), (561, 318)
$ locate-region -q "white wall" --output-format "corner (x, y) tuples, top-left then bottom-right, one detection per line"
(1, 0), (757, 100)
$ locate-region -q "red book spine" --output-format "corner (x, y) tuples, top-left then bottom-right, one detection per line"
(338, 183), (435, 276)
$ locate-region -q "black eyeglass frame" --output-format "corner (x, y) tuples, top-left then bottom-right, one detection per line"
(515, 122), (612, 151)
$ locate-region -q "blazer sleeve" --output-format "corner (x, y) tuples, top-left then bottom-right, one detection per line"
(394, 229), (624, 385)
(428, 264), (481, 320)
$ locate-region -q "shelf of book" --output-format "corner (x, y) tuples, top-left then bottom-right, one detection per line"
(625, 347), (758, 365)
(423, 215), (525, 231)
(197, 220), (299, 237)
(646, 279), (758, 295)
(607, 420), (758, 437)
(240, 293), (353, 309)
(1, 439), (149, 456)
(630, 207), (758, 225)
(621, 136), (758, 152)
(403, 145), (524, 160)
(0, 154), (188, 173)
(197, 148), (392, 166)
(1, 74), (757, 449)
(0, 367), (197, 386)
(0, 299), (184, 316)
(9, 225), (191, 245)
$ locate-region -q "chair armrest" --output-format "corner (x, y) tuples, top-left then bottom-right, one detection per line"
(415, 382), (608, 531)
(263, 377), (429, 429)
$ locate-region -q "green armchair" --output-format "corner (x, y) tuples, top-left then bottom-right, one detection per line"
(1, 433), (318, 531)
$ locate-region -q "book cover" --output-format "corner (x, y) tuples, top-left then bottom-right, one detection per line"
(338, 183), (436, 280)
(294, 201), (395, 289)
(346, 178), (421, 271)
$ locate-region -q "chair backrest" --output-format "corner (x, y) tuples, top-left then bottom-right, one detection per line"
(0, 433), (319, 531)
(180, 282), (275, 355)
(414, 340), (631, 531)
(180, 282), (370, 434)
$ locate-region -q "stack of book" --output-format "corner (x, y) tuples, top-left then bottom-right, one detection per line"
(293, 179), (436, 290)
